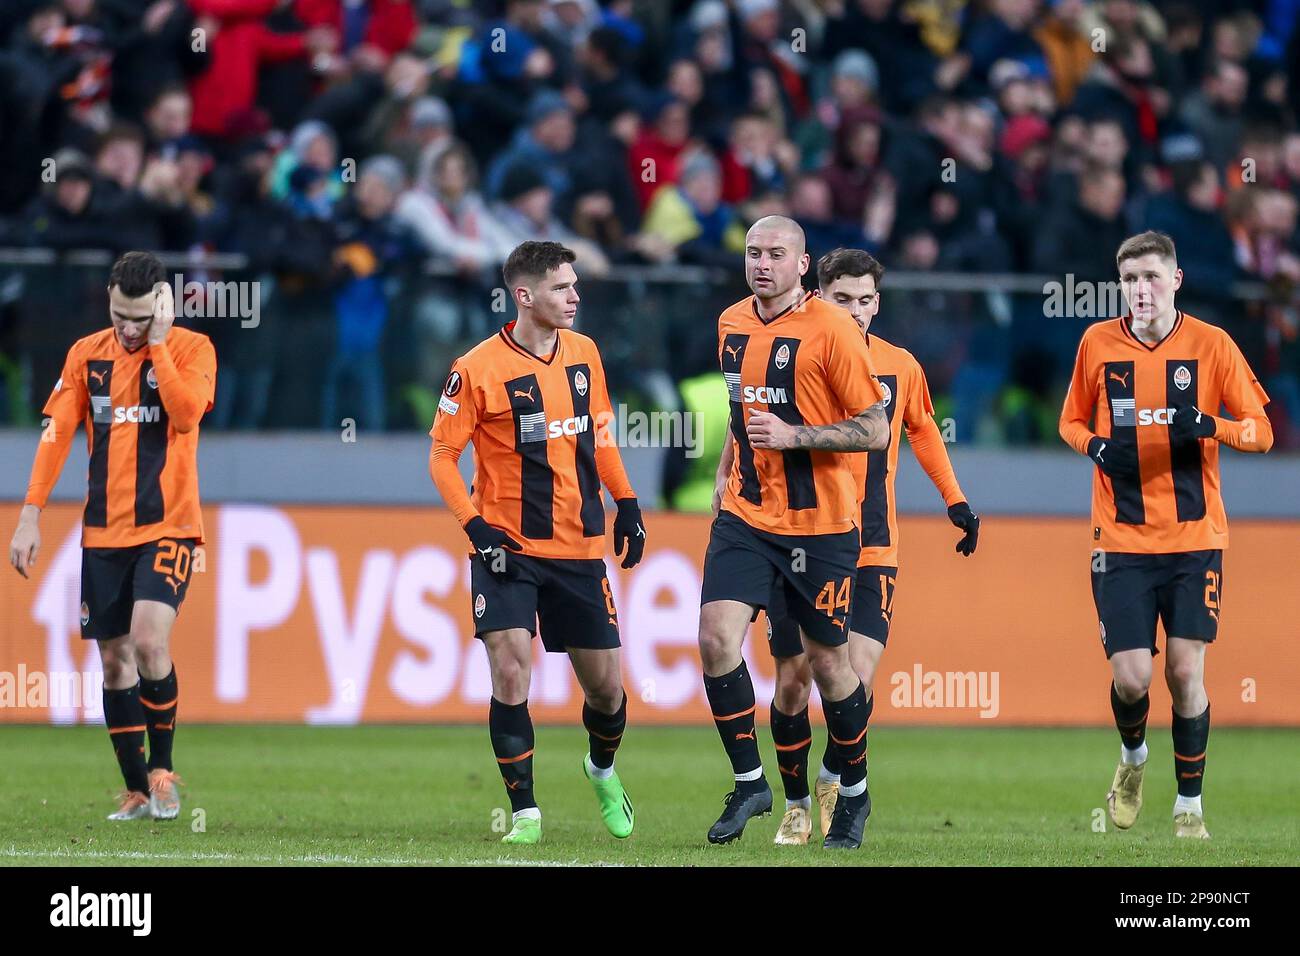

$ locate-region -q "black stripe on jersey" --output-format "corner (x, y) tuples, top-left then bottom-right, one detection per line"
(566, 363), (605, 538)
(1166, 359), (1207, 522)
(766, 337), (817, 511)
(860, 374), (897, 548)
(135, 360), (168, 526)
(1103, 360), (1145, 525)
(84, 360), (114, 528)
(507, 373), (554, 539)
(721, 333), (760, 506)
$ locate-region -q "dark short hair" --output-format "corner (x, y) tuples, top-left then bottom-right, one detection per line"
(97, 122), (146, 153)
(108, 251), (165, 297)
(817, 247), (885, 291)
(503, 241), (576, 290)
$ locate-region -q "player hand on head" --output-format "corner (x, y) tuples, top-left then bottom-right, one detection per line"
(613, 497), (646, 569)
(746, 409), (796, 450)
(148, 280), (174, 346)
(946, 502), (979, 556)
(1087, 435), (1140, 480)
(464, 516), (522, 576)
(1170, 405), (1216, 444)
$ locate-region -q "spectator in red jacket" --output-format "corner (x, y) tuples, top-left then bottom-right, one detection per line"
(293, 0), (415, 66)
(628, 97), (693, 210)
(186, 0), (337, 138)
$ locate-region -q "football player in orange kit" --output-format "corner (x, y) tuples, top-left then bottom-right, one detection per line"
(430, 241), (645, 845)
(1059, 231), (1272, 839)
(697, 216), (890, 849)
(762, 248), (980, 845)
(9, 251), (216, 822)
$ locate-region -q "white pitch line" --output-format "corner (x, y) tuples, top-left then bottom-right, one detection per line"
(1, 846), (624, 867)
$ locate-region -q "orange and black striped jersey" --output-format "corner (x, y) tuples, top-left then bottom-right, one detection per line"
(718, 291), (885, 536)
(1060, 312), (1272, 553)
(25, 327), (217, 548)
(851, 334), (965, 568)
(429, 321), (635, 560)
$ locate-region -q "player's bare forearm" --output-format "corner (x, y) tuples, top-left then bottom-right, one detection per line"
(789, 403), (888, 451)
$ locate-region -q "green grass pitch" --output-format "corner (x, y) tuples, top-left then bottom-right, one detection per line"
(2, 725), (1297, 866)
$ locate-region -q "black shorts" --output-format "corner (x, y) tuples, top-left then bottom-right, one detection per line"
(80, 538), (198, 641)
(469, 553), (620, 653)
(701, 510), (859, 647)
(767, 565), (898, 657)
(1091, 550), (1222, 658)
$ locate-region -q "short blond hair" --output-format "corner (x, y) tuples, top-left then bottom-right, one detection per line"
(1116, 230), (1177, 270)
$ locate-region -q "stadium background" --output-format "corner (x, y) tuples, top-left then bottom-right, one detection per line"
(2, 0), (1299, 727)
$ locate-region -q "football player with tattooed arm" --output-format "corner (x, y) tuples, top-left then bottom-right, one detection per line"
(696, 216), (888, 850)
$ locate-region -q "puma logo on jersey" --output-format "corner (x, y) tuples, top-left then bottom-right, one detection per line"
(513, 386), (536, 402)
(89, 369), (107, 387)
(1109, 371), (1130, 387)
(742, 385), (788, 404)
(724, 344), (743, 360)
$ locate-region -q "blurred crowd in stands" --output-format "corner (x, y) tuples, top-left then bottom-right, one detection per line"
(0, 0), (1297, 449)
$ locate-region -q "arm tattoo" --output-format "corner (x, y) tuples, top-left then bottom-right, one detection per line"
(789, 402), (889, 452)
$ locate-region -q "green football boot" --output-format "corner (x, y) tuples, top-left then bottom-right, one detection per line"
(501, 814), (542, 845)
(583, 756), (635, 839)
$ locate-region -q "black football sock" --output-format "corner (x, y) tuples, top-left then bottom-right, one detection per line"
(489, 697), (537, 813)
(824, 682), (870, 797)
(820, 690), (873, 780)
(1172, 704), (1210, 798)
(139, 666), (178, 772)
(770, 702), (811, 801)
(1110, 683), (1149, 753)
(583, 692), (626, 770)
(103, 684), (149, 794)
(818, 708), (842, 779)
(704, 661), (763, 785)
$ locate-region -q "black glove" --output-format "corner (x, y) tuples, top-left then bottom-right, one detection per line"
(613, 498), (646, 569)
(1170, 405), (1216, 444)
(464, 516), (522, 576)
(1087, 435), (1140, 481)
(947, 501), (980, 556)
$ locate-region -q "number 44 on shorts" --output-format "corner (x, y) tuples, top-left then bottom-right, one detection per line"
(814, 576), (851, 619)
